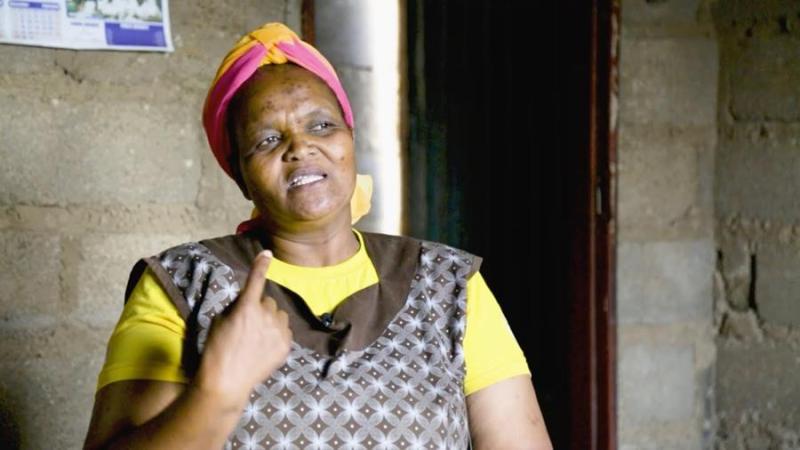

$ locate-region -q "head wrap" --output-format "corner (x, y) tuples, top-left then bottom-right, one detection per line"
(202, 22), (372, 233)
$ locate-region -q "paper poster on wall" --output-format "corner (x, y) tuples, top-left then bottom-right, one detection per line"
(0, 0), (173, 51)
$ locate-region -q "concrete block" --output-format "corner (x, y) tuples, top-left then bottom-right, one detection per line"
(315, 0), (372, 68)
(713, 0), (800, 32)
(71, 233), (190, 328)
(619, 37), (718, 127)
(618, 240), (714, 324)
(617, 125), (715, 237)
(716, 123), (800, 221)
(729, 37), (800, 121)
(717, 236), (752, 311)
(0, 232), (60, 322)
(716, 339), (800, 429)
(170, 0), (286, 39)
(754, 241), (800, 326)
(0, 93), (202, 206)
(52, 49), (171, 86)
(717, 421), (800, 450)
(0, 323), (106, 449)
(618, 420), (703, 450)
(622, 0), (703, 28)
(619, 343), (696, 422)
(0, 45), (57, 76)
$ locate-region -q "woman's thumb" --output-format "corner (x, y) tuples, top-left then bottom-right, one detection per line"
(239, 250), (272, 305)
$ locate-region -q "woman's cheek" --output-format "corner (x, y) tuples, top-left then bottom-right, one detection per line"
(241, 160), (273, 197)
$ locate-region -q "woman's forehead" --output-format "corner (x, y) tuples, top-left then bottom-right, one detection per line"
(248, 65), (334, 98)
(234, 65), (341, 116)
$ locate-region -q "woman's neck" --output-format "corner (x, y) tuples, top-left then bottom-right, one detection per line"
(263, 220), (360, 267)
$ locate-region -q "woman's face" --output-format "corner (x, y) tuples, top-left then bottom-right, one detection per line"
(229, 64), (356, 231)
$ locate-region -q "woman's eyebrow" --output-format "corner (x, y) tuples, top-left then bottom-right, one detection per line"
(304, 108), (326, 117)
(300, 105), (339, 119)
(254, 101), (336, 119)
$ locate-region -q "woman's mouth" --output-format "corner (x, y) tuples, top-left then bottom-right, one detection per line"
(288, 173), (327, 189)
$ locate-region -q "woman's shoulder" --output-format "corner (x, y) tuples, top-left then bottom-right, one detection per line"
(125, 233), (253, 310)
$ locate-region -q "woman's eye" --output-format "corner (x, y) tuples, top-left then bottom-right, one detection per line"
(311, 121), (334, 132)
(255, 135), (280, 149)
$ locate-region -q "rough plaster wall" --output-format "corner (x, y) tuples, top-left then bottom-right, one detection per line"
(713, 0), (800, 447)
(0, 2), (300, 448)
(617, 0), (718, 448)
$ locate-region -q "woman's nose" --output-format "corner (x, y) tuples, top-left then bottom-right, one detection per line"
(283, 136), (318, 161)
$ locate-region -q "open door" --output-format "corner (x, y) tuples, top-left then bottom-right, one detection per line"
(405, 1), (618, 448)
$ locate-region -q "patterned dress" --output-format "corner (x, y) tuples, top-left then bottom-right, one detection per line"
(127, 231), (482, 450)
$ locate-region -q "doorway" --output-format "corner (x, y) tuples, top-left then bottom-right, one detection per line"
(405, 1), (617, 448)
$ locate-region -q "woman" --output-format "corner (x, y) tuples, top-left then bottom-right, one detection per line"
(84, 23), (552, 449)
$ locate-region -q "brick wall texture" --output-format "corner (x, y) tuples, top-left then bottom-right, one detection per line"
(617, 0), (718, 448)
(714, 0), (800, 447)
(619, 0), (800, 448)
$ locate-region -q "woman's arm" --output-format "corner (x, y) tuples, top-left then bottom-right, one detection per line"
(84, 251), (292, 449)
(84, 380), (241, 450)
(466, 375), (553, 450)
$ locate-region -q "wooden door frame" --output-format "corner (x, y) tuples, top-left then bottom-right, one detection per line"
(569, 0), (619, 449)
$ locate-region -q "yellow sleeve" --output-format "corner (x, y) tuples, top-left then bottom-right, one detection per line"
(95, 268), (189, 393)
(463, 271), (531, 396)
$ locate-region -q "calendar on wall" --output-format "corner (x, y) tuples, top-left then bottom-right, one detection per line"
(9, 1), (62, 41)
(0, 0), (173, 52)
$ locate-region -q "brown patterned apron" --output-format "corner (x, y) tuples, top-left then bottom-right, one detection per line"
(127, 231), (482, 449)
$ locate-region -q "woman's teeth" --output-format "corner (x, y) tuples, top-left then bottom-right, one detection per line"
(290, 174), (325, 188)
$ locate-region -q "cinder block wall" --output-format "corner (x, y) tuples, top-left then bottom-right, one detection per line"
(713, 1), (800, 447)
(0, 2), (299, 448)
(616, 1), (718, 448)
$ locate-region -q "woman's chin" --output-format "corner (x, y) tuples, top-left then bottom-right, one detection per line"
(283, 199), (348, 225)
(253, 188), (353, 229)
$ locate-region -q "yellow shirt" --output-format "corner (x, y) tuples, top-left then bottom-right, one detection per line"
(97, 230), (530, 396)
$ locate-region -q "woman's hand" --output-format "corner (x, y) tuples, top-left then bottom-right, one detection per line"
(83, 252), (293, 450)
(193, 250), (293, 411)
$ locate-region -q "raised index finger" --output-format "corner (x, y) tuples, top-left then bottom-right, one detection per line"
(239, 250), (272, 305)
